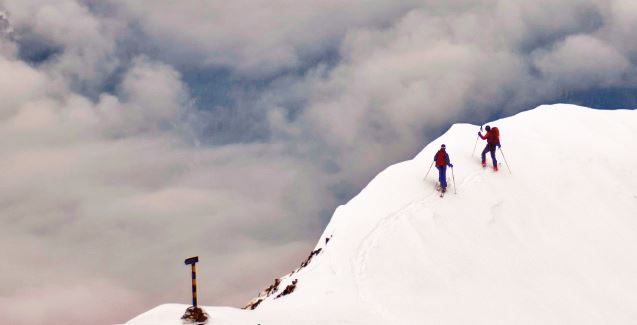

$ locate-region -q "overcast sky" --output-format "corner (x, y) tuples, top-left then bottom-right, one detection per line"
(1, 1), (636, 324)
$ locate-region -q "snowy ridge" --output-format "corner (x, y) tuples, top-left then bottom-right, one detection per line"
(125, 104), (637, 325)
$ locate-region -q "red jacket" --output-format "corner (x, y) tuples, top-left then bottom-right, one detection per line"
(434, 149), (451, 167)
(479, 128), (500, 145)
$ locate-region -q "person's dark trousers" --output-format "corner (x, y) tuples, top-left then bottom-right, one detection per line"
(481, 144), (497, 167)
(437, 165), (447, 189)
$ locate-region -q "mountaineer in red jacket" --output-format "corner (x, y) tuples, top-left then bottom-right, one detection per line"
(433, 144), (453, 192)
(478, 125), (500, 171)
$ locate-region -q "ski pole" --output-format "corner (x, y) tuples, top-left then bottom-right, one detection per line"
(423, 161), (434, 180)
(498, 147), (512, 175)
(451, 167), (457, 194)
(472, 126), (482, 157)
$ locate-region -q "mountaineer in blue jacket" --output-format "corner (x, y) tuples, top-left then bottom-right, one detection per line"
(433, 144), (453, 193)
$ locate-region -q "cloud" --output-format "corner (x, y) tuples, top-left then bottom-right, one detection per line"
(0, 280), (145, 325)
(1, 1), (637, 324)
(533, 34), (632, 89)
(106, 0), (422, 76)
(0, 56), (49, 117)
(4, 0), (122, 92)
(98, 56), (190, 135)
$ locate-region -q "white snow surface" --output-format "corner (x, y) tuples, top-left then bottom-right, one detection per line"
(125, 104), (637, 325)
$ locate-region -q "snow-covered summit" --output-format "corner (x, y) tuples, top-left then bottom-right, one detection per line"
(125, 104), (637, 325)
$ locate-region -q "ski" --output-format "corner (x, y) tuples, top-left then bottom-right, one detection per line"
(436, 183), (445, 198)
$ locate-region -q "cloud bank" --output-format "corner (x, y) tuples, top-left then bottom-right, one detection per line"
(0, 1), (636, 323)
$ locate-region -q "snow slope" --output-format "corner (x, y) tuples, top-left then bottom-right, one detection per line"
(125, 104), (637, 325)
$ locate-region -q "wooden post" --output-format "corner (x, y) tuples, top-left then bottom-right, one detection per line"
(181, 256), (208, 323)
(191, 263), (197, 307)
(184, 256), (199, 307)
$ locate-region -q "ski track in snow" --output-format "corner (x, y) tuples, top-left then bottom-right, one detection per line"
(489, 200), (504, 225)
(353, 199), (420, 324)
(352, 171), (467, 323)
